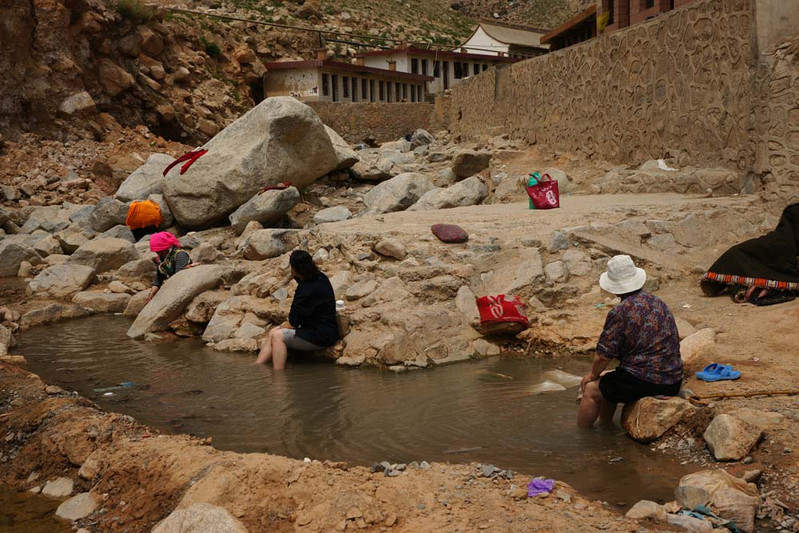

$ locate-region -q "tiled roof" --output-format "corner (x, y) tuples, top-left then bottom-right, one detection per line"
(477, 20), (550, 48)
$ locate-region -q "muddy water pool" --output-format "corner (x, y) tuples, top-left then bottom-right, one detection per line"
(0, 486), (72, 532)
(17, 315), (694, 507)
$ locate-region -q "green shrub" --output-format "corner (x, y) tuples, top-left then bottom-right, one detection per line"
(202, 38), (222, 58)
(116, 0), (154, 21)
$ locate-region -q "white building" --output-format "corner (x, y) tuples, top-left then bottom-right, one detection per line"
(459, 20), (550, 58)
(356, 47), (519, 95)
(264, 59), (433, 103)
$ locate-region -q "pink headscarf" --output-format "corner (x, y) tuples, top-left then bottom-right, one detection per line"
(149, 232), (181, 252)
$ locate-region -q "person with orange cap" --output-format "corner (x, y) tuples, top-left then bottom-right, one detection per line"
(146, 232), (192, 303)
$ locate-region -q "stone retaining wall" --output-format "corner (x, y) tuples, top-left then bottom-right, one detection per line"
(308, 102), (438, 144)
(449, 0), (757, 171)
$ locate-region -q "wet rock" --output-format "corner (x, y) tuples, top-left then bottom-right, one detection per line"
(621, 396), (695, 443)
(152, 503), (248, 533)
(228, 187), (301, 234)
(56, 492), (98, 521)
(20, 304), (93, 329)
(704, 414), (763, 461)
(680, 328), (715, 364)
(239, 229), (288, 260)
(473, 339), (500, 356)
(451, 150), (491, 179)
(72, 292), (131, 313)
(626, 500), (667, 521)
(528, 381), (567, 394)
(115, 154), (174, 202)
(26, 264), (96, 299)
(313, 206), (352, 224)
(346, 280), (378, 301)
(99, 225), (136, 243)
(677, 470), (759, 533)
(407, 176), (488, 211)
(541, 370), (582, 388)
(127, 265), (227, 338)
(363, 173), (435, 214)
(42, 477), (74, 497)
(164, 97), (338, 228)
(373, 238), (407, 260)
(0, 241), (41, 276)
(123, 291), (150, 318)
(69, 237), (139, 273)
(325, 125), (359, 171)
(89, 197), (129, 232)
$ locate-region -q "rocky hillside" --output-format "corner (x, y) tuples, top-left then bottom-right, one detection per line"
(0, 0), (585, 145)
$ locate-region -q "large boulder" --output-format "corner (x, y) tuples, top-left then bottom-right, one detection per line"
(363, 173), (435, 214)
(410, 128), (434, 149)
(55, 226), (92, 254)
(680, 328), (716, 364)
(127, 265), (227, 338)
(621, 396), (695, 442)
(677, 470), (760, 533)
(69, 238), (139, 273)
(451, 150), (491, 179)
(99, 225), (136, 243)
(325, 125), (358, 171)
(18, 206), (73, 234)
(703, 414), (763, 461)
(351, 154), (394, 182)
(26, 264), (96, 299)
(89, 197), (129, 232)
(228, 187), (300, 234)
(0, 241), (42, 276)
(163, 97), (338, 228)
(72, 291), (131, 313)
(115, 153), (175, 202)
(407, 176), (488, 211)
(152, 503), (247, 533)
(55, 492), (98, 521)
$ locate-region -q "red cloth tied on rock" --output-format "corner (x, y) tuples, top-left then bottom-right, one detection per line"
(162, 149), (208, 176)
(476, 294), (530, 328)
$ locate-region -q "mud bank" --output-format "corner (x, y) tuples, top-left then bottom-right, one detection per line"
(0, 361), (655, 532)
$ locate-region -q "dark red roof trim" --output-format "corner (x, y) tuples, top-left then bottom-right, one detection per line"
(264, 59), (435, 81)
(540, 4), (597, 44)
(355, 46), (521, 63)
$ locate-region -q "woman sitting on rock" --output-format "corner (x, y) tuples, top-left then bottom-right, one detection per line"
(255, 250), (339, 370)
(146, 232), (192, 303)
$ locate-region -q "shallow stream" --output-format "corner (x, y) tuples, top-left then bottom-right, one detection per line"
(17, 315), (693, 507)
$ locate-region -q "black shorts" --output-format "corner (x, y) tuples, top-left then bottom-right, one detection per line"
(598, 368), (681, 404)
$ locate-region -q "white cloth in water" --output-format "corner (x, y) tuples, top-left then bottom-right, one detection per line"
(541, 370), (582, 388)
(528, 380), (567, 394)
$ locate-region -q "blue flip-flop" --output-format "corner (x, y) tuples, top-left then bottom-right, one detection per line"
(696, 363), (740, 382)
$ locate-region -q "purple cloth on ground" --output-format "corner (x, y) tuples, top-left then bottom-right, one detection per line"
(527, 477), (555, 497)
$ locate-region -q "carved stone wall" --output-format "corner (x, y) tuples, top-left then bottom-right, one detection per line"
(449, 0), (757, 171)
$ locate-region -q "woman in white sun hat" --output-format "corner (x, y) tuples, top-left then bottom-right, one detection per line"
(577, 255), (683, 427)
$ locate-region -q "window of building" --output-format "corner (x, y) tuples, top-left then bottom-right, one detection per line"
(443, 61), (449, 89)
(331, 74), (338, 102)
(396, 83), (401, 101)
(410, 85), (416, 103)
(473, 63), (480, 76)
(421, 59), (428, 76)
(417, 85), (422, 101)
(482, 64), (488, 71)
(454, 62), (462, 79)
(433, 61), (440, 77)
(411, 58), (419, 74)
(322, 73), (330, 97)
(387, 81), (392, 102)
(342, 76), (349, 98)
(379, 80), (384, 101)
(402, 83), (408, 101)
(351, 77), (358, 102)
(643, 0), (654, 8)
(369, 79), (375, 102)
(462, 63), (469, 77)
(362, 78), (368, 100)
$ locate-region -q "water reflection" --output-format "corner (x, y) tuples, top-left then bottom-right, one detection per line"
(17, 316), (692, 506)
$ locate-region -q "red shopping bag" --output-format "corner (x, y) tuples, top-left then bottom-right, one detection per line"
(525, 173), (560, 209)
(476, 295), (530, 328)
